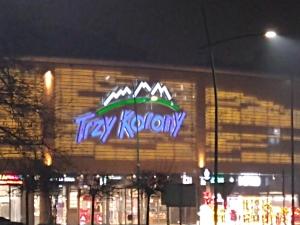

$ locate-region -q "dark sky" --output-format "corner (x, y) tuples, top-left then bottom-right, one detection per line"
(0, 0), (299, 77)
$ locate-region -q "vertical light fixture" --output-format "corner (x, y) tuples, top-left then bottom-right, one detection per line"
(43, 69), (54, 160)
(43, 149), (53, 166)
(44, 70), (54, 96)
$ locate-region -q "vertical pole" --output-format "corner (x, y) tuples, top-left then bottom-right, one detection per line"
(179, 185), (183, 225)
(91, 192), (95, 225)
(267, 185), (270, 224)
(131, 189), (133, 224)
(179, 207), (182, 225)
(290, 75), (295, 225)
(146, 193), (150, 225)
(282, 169), (286, 225)
(9, 185), (11, 220)
(167, 206), (170, 225)
(137, 174), (141, 225)
(211, 50), (218, 225)
(125, 189), (127, 225)
(133, 81), (141, 225)
(201, 2), (218, 225)
(78, 188), (81, 225)
(26, 190), (29, 225)
(40, 190), (51, 224)
(106, 195), (110, 225)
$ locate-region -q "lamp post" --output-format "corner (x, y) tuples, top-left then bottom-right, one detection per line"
(290, 74), (295, 225)
(200, 4), (277, 225)
(132, 81), (141, 225)
(200, 4), (219, 225)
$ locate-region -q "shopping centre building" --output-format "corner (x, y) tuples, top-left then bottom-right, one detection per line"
(0, 57), (299, 225)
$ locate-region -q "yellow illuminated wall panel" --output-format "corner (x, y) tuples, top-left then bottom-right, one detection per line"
(205, 87), (300, 165)
(54, 67), (197, 172)
(0, 70), (43, 159)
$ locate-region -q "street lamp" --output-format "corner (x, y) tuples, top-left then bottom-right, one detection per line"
(265, 30), (277, 39)
(200, 4), (279, 225)
(290, 74), (295, 225)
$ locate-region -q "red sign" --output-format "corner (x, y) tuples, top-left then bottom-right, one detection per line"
(0, 174), (23, 185)
(79, 209), (102, 225)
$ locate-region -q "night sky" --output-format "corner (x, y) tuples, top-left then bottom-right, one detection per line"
(0, 0), (299, 77)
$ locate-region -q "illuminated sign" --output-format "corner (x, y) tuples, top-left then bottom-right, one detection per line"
(75, 81), (187, 144)
(50, 176), (76, 183)
(238, 173), (261, 187)
(210, 175), (225, 184)
(108, 175), (122, 180)
(182, 172), (193, 184)
(0, 174), (23, 185)
(201, 168), (211, 181)
(58, 176), (76, 183)
(69, 190), (78, 209)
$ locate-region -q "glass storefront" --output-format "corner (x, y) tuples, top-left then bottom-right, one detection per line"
(79, 189), (141, 225)
(76, 187), (180, 225)
(55, 186), (67, 225)
(199, 194), (299, 225)
(34, 194), (40, 225)
(0, 185), (21, 222)
(34, 186), (68, 225)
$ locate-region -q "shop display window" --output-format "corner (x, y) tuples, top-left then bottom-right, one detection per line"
(0, 186), (21, 222)
(55, 186), (67, 225)
(80, 194), (104, 225)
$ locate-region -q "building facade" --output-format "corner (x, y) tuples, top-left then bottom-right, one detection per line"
(0, 57), (299, 225)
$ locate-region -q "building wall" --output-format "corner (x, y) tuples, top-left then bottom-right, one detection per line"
(0, 68), (44, 164)
(53, 65), (199, 174)
(1, 59), (300, 176)
(204, 73), (300, 173)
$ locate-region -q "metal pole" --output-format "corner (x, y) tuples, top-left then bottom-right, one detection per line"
(201, 2), (218, 225)
(91, 191), (95, 225)
(282, 169), (286, 225)
(133, 81), (141, 225)
(78, 188), (81, 225)
(131, 189), (133, 224)
(180, 185), (183, 225)
(167, 206), (170, 225)
(125, 189), (127, 225)
(211, 47), (218, 225)
(146, 193), (150, 225)
(26, 189), (29, 225)
(9, 185), (11, 221)
(290, 75), (295, 225)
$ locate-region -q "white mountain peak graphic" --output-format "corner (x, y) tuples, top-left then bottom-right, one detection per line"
(103, 81), (172, 106)
(103, 86), (132, 106)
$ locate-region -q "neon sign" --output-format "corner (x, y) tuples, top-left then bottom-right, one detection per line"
(75, 81), (187, 144)
(0, 174), (23, 185)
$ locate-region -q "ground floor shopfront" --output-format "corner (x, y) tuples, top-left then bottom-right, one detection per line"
(0, 185), (22, 222)
(199, 172), (300, 225)
(199, 194), (299, 225)
(0, 173), (196, 225)
(0, 173), (298, 225)
(32, 184), (196, 225)
(2, 185), (297, 225)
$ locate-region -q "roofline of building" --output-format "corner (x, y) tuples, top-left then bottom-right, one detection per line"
(19, 56), (287, 79)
